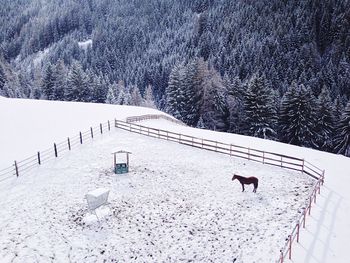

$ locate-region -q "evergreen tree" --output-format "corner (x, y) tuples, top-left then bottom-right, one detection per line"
(143, 85), (156, 108)
(334, 102), (350, 157)
(182, 59), (203, 126)
(243, 74), (277, 139)
(130, 86), (143, 106)
(65, 62), (90, 101)
(52, 60), (66, 101)
(314, 87), (335, 151)
(115, 81), (131, 105)
(225, 75), (244, 133)
(90, 76), (107, 103)
(105, 83), (117, 104)
(41, 64), (55, 100)
(279, 83), (317, 147)
(166, 63), (185, 120)
(0, 64), (6, 93)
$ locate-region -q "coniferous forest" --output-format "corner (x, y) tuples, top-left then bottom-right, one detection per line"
(1, 0), (350, 156)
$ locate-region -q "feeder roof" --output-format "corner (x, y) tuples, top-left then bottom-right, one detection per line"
(111, 150), (132, 154)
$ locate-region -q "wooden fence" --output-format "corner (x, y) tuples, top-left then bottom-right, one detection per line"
(0, 115), (325, 262)
(113, 118), (325, 263)
(0, 120), (112, 181)
(126, 114), (186, 126)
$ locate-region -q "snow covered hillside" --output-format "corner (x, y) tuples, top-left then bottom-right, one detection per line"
(0, 96), (163, 168)
(0, 97), (349, 262)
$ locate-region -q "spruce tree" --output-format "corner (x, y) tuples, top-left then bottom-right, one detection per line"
(314, 87), (335, 151)
(182, 59), (202, 126)
(105, 83), (117, 104)
(42, 64), (56, 100)
(143, 85), (156, 108)
(334, 102), (350, 157)
(0, 64), (6, 92)
(129, 86), (142, 106)
(243, 74), (277, 139)
(52, 60), (66, 101)
(65, 62), (90, 102)
(279, 83), (317, 147)
(166, 63), (185, 120)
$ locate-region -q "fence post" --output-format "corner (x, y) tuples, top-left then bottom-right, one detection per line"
(54, 143), (58, 157)
(314, 189), (317, 203)
(322, 170), (325, 185)
(90, 127), (94, 138)
(302, 159), (305, 173)
(230, 144), (232, 156)
(289, 235), (292, 259)
(68, 137), (71, 150)
(80, 132), (83, 144)
(202, 139), (204, 148)
(309, 197), (312, 215)
(100, 123), (103, 134)
(281, 156), (283, 167)
(263, 152), (265, 164)
(280, 250), (283, 263)
(37, 151), (41, 165)
(303, 208), (306, 228)
(248, 148), (250, 160)
(297, 223), (300, 242)
(14, 161), (19, 177)
(114, 119), (117, 128)
(318, 180), (321, 194)
(108, 120), (111, 131)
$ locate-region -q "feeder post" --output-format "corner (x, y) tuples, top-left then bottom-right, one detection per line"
(37, 151), (41, 165)
(113, 153), (116, 170)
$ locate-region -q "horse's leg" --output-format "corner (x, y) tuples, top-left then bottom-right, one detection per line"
(241, 183), (245, 192)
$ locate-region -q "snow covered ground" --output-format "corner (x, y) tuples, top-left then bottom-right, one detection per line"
(0, 128), (315, 263)
(0, 97), (349, 262)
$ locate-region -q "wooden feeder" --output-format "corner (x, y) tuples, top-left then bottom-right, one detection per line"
(112, 150), (131, 174)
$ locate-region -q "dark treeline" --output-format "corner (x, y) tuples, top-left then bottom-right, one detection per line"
(0, 0), (349, 156)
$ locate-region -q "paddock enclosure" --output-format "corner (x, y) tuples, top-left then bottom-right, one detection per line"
(0, 128), (315, 263)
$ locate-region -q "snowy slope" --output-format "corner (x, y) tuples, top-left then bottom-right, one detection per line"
(0, 97), (349, 262)
(0, 96), (164, 168)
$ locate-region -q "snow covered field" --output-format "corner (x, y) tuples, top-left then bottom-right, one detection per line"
(0, 128), (315, 263)
(1, 97), (350, 262)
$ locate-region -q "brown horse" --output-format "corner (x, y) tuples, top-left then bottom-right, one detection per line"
(232, 174), (258, 193)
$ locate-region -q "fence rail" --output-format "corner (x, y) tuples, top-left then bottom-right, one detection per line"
(0, 120), (112, 181)
(126, 114), (186, 126)
(113, 118), (325, 263)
